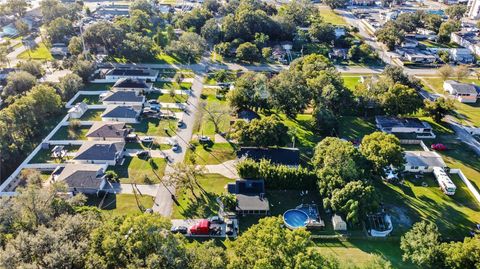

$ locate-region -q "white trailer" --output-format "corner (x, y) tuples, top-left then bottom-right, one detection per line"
(433, 167), (456, 195)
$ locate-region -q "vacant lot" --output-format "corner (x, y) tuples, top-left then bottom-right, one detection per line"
(128, 118), (178, 137)
(18, 42), (53, 60)
(108, 156), (167, 184)
(197, 88), (231, 135)
(185, 142), (237, 165)
(87, 193), (154, 216)
(146, 91), (189, 103)
(318, 6), (347, 26)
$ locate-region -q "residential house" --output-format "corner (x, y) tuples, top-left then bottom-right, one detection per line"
(237, 147), (300, 166)
(375, 116), (435, 138)
(450, 48), (475, 64)
(396, 48), (437, 64)
(451, 31), (480, 57)
(227, 179), (270, 215)
(404, 151), (446, 172)
(51, 164), (108, 194)
(443, 80), (479, 103)
(102, 68), (159, 82)
(50, 43), (68, 57)
(101, 106), (140, 123)
(350, 0), (375, 5)
(68, 102), (88, 119)
(72, 141), (125, 165)
(85, 122), (129, 141)
(112, 78), (153, 94)
(334, 27), (346, 39)
(329, 48), (348, 60)
(100, 91), (146, 107)
(401, 38), (419, 49)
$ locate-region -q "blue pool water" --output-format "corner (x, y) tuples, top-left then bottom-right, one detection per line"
(283, 209), (309, 229)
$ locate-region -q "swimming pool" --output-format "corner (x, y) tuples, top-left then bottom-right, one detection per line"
(283, 209), (309, 229)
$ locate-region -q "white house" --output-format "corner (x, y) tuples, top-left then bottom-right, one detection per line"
(404, 151), (446, 173)
(101, 106), (140, 123)
(68, 102), (88, 119)
(72, 141), (125, 165)
(100, 90), (146, 106)
(103, 68), (159, 82)
(443, 80), (479, 103)
(450, 48), (475, 64)
(375, 116), (435, 138)
(51, 164), (108, 194)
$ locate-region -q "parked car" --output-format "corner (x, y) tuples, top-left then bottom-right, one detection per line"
(148, 99), (159, 105)
(199, 135), (211, 143)
(148, 104), (160, 111)
(171, 226), (188, 234)
(172, 143), (180, 152)
(141, 136), (154, 143)
(208, 216), (224, 224)
(189, 220), (210, 235)
(177, 120), (184, 127)
(136, 150), (150, 158)
(225, 219), (234, 236)
(431, 143), (447, 151)
(126, 133), (138, 142)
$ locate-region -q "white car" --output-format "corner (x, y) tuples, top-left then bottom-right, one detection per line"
(141, 136), (154, 143)
(172, 144), (180, 152)
(199, 135), (211, 142)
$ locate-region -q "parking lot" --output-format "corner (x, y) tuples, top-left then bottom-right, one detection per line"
(171, 218), (238, 238)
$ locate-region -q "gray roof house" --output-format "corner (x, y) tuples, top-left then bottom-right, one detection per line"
(85, 122), (128, 141)
(101, 91), (145, 106)
(104, 68), (159, 82)
(101, 106), (140, 123)
(227, 179), (270, 215)
(52, 164), (107, 194)
(72, 141), (125, 165)
(375, 116), (435, 139)
(112, 78), (153, 93)
(443, 80), (479, 103)
(404, 151), (446, 173)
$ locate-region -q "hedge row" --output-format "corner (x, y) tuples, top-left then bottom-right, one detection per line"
(236, 159), (318, 190)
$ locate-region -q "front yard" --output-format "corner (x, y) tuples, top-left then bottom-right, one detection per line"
(18, 42), (53, 60)
(171, 173), (234, 219)
(128, 118), (178, 137)
(196, 88), (231, 135)
(146, 91), (189, 103)
(185, 142), (237, 165)
(108, 156), (167, 184)
(87, 193), (155, 217)
(154, 81), (192, 90)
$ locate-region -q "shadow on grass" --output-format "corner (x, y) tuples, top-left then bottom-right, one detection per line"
(178, 191), (219, 219)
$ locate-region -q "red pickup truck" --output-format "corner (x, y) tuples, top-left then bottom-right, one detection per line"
(189, 220), (210, 235)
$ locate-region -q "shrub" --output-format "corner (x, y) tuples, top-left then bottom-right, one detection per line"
(236, 159), (318, 190)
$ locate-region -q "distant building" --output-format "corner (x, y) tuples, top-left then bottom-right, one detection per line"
(443, 80), (479, 103)
(468, 0), (480, 19)
(50, 43), (68, 57)
(375, 116), (435, 138)
(68, 102), (88, 119)
(350, 0), (375, 5)
(450, 48), (475, 64)
(404, 151), (446, 172)
(103, 68), (159, 82)
(395, 48), (437, 64)
(451, 31), (480, 57)
(227, 179), (270, 215)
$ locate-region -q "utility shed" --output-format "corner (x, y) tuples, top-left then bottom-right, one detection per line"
(332, 214), (347, 231)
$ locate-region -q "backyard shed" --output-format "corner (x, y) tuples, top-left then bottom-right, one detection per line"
(332, 214), (347, 231)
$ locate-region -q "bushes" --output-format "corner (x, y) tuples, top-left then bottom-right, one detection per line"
(236, 159), (317, 190)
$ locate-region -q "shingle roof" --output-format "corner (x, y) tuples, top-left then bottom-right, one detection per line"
(73, 141), (125, 161)
(113, 78), (151, 89)
(237, 147), (300, 166)
(56, 164), (105, 189)
(236, 194), (270, 211)
(405, 151), (446, 167)
(101, 106), (139, 119)
(445, 80), (478, 95)
(85, 122), (127, 139)
(375, 116), (430, 129)
(102, 91), (145, 103)
(107, 69), (158, 77)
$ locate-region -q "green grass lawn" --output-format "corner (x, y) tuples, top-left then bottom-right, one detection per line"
(155, 53), (182, 64)
(83, 83), (112, 91)
(125, 141), (172, 151)
(108, 156), (167, 184)
(154, 81), (192, 90)
(185, 142), (237, 165)
(338, 116), (376, 141)
(319, 6), (347, 26)
(72, 95), (100, 105)
(87, 193), (155, 216)
(146, 92), (189, 103)
(197, 88), (231, 135)
(420, 77), (480, 127)
(78, 109), (104, 121)
(128, 118), (178, 137)
(342, 76), (362, 91)
(315, 239), (414, 269)
(419, 40), (460, 49)
(29, 145), (80, 164)
(51, 126), (90, 140)
(171, 173), (235, 219)
(18, 42), (53, 60)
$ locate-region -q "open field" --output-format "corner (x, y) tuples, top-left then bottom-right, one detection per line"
(318, 6), (348, 26)
(128, 118), (178, 137)
(196, 88), (231, 135)
(185, 142), (237, 165)
(171, 173), (234, 219)
(420, 77), (480, 126)
(108, 156), (167, 184)
(87, 193), (155, 216)
(18, 42), (53, 60)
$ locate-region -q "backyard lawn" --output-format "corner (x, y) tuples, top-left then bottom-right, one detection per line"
(18, 42), (53, 60)
(420, 77), (480, 127)
(108, 156), (167, 184)
(185, 142), (237, 165)
(29, 145), (80, 164)
(342, 76), (362, 91)
(171, 173), (234, 219)
(337, 116), (376, 141)
(128, 118), (178, 137)
(72, 95), (100, 105)
(155, 81), (192, 90)
(78, 109), (104, 121)
(146, 92), (189, 103)
(82, 83), (112, 91)
(51, 125), (90, 140)
(318, 6), (347, 26)
(87, 193), (155, 216)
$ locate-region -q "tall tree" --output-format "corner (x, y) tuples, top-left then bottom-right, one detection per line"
(58, 73), (84, 101)
(360, 131), (404, 173)
(381, 83), (423, 116)
(269, 69), (311, 118)
(166, 32), (207, 62)
(423, 97), (455, 122)
(401, 221), (444, 269)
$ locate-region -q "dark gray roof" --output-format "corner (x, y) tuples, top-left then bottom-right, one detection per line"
(85, 122), (127, 139)
(108, 69), (157, 77)
(113, 78), (150, 88)
(236, 194), (270, 211)
(103, 91), (145, 103)
(237, 147), (300, 166)
(102, 106), (139, 119)
(445, 80), (478, 95)
(56, 164), (105, 189)
(375, 116), (431, 129)
(74, 141), (125, 161)
(228, 179), (265, 194)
